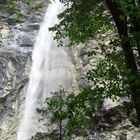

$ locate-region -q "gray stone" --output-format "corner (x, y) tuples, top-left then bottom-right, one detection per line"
(0, 1), (48, 139)
(0, 47), (31, 140)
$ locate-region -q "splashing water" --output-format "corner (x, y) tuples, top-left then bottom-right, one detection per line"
(17, 1), (77, 140)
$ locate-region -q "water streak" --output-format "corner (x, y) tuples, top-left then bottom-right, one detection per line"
(17, 1), (77, 139)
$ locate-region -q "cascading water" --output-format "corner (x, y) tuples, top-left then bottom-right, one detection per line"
(17, 1), (77, 140)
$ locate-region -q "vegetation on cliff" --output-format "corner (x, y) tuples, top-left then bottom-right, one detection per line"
(37, 0), (140, 139)
(49, 0), (140, 122)
(0, 0), (44, 23)
(1, 0), (140, 139)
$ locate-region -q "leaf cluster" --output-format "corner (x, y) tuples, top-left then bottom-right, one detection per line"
(34, 88), (102, 139)
(49, 0), (114, 47)
(0, 0), (33, 23)
(32, 44), (133, 139)
(32, 0), (140, 139)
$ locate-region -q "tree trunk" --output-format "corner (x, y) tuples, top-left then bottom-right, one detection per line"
(105, 0), (140, 123)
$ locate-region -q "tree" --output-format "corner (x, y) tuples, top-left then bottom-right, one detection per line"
(31, 89), (68, 140)
(105, 0), (140, 123)
(32, 49), (133, 139)
(50, 0), (140, 123)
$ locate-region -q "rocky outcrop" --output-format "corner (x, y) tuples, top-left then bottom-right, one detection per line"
(72, 96), (140, 140)
(89, 100), (140, 140)
(0, 47), (31, 140)
(0, 0), (48, 140)
(0, 0), (48, 48)
(73, 36), (140, 139)
(73, 40), (104, 89)
(0, 1), (140, 140)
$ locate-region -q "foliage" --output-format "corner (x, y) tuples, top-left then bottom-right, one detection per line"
(31, 89), (67, 140)
(31, 88), (99, 139)
(88, 40), (132, 99)
(49, 0), (115, 47)
(32, 0), (140, 139)
(31, 45), (132, 139)
(0, 0), (33, 23)
(49, 0), (140, 121)
(49, 0), (140, 50)
(26, 1), (46, 14)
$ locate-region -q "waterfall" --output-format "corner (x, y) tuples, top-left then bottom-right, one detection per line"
(17, 1), (77, 140)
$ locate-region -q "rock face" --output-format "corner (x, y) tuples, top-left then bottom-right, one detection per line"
(73, 40), (104, 90)
(0, 1), (140, 140)
(0, 0), (48, 49)
(0, 48), (31, 140)
(0, 0), (48, 139)
(73, 37), (140, 139)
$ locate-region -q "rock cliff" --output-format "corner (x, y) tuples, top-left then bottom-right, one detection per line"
(0, 0), (140, 140)
(0, 0), (47, 139)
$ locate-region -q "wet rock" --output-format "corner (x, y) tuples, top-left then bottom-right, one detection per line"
(0, 47), (31, 140)
(0, 0), (47, 49)
(0, 0), (140, 140)
(17, 34), (35, 47)
(74, 136), (84, 140)
(0, 22), (10, 39)
(0, 0), (48, 139)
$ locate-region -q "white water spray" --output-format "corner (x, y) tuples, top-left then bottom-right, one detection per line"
(17, 1), (77, 140)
